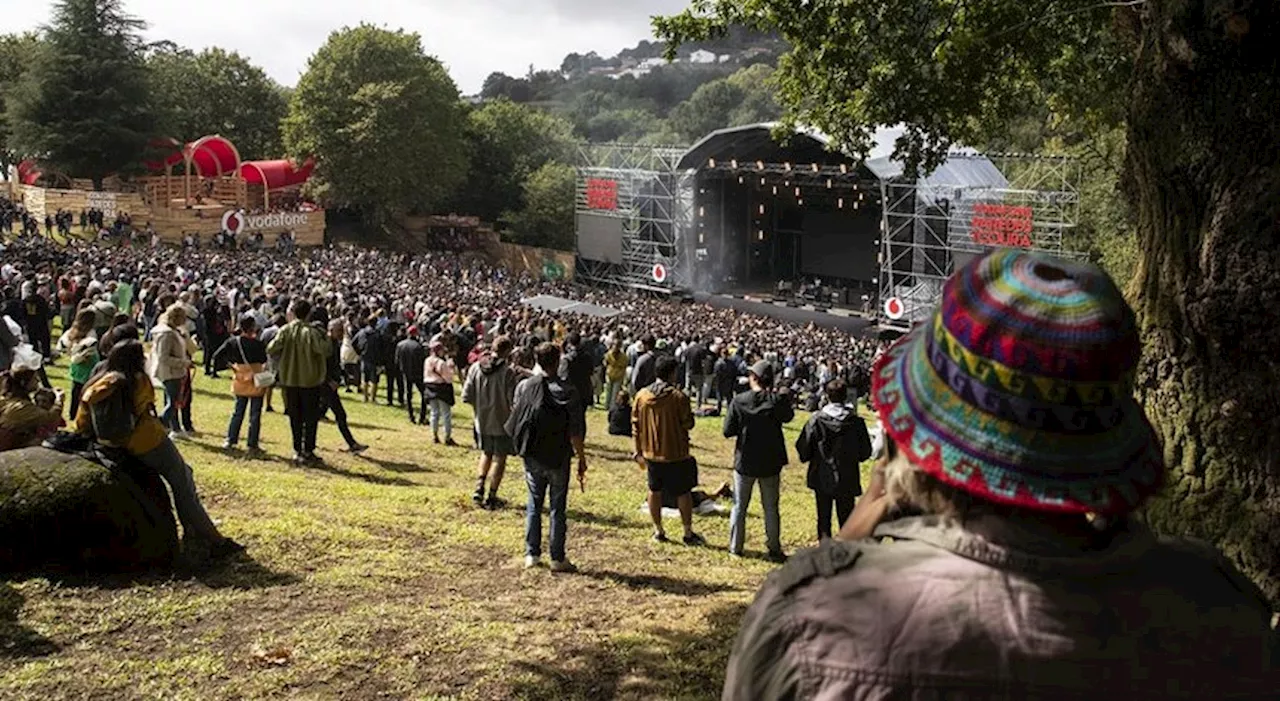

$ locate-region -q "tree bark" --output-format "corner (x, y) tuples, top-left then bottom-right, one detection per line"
(1126, 0), (1280, 600)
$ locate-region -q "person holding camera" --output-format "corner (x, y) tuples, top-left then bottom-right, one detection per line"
(724, 360), (794, 562)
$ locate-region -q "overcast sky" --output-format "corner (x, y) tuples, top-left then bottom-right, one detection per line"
(1, 0), (691, 93)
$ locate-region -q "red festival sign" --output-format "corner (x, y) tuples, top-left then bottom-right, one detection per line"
(586, 178), (619, 210)
(970, 203), (1034, 248)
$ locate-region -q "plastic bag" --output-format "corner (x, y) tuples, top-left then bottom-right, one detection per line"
(11, 343), (42, 371)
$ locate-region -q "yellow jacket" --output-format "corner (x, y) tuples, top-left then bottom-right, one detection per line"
(74, 371), (167, 455)
(604, 348), (629, 382)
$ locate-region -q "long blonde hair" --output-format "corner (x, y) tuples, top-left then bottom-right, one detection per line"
(66, 309), (97, 344)
(161, 303), (187, 328)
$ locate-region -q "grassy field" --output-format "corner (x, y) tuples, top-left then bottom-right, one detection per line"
(1, 355), (874, 700)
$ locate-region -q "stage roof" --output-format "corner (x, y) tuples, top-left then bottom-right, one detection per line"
(677, 123), (1009, 193)
(520, 295), (624, 319)
(240, 158), (317, 191)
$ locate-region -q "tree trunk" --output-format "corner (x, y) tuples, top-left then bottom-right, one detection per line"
(1126, 0), (1280, 601)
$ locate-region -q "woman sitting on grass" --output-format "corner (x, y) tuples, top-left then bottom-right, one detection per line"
(607, 389), (632, 437)
(0, 368), (64, 451)
(75, 340), (243, 562)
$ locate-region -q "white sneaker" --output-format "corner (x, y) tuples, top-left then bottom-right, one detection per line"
(523, 555), (541, 569)
(169, 431), (188, 441)
(550, 559), (578, 574)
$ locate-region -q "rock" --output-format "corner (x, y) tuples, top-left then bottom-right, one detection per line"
(0, 447), (179, 573)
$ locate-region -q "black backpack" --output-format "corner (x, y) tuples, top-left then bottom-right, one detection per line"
(89, 374), (137, 445)
(507, 378), (570, 460)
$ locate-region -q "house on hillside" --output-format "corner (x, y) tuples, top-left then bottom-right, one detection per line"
(718, 54), (732, 63)
(689, 49), (717, 64)
(638, 57), (666, 70)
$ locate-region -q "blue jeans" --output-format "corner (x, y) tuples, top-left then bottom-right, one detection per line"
(729, 472), (782, 556)
(161, 378), (183, 432)
(137, 436), (218, 540)
(226, 395), (264, 448)
(524, 460), (570, 562)
(603, 377), (623, 407)
(429, 399), (453, 439)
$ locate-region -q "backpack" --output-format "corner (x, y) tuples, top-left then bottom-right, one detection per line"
(89, 374), (137, 445)
(507, 378), (571, 460)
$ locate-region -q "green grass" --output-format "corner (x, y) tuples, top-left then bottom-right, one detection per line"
(1, 356), (876, 700)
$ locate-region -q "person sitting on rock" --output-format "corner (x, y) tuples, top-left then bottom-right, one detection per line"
(75, 340), (243, 562)
(0, 368), (63, 451)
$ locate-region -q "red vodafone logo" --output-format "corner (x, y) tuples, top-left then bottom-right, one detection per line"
(883, 297), (905, 320)
(221, 210), (246, 235)
(652, 263), (667, 284)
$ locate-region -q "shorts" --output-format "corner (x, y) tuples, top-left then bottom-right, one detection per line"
(478, 432), (514, 457)
(646, 456), (698, 498)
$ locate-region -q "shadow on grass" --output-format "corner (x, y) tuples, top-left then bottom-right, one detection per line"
(0, 581), (58, 659)
(579, 569), (740, 597)
(507, 600), (747, 700)
(565, 508), (644, 531)
(306, 461), (418, 487)
(353, 454), (434, 474)
(188, 551), (302, 590)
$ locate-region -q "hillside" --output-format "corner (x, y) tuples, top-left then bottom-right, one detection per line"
(478, 26), (785, 145)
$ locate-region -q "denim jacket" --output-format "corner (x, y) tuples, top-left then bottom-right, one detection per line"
(723, 515), (1276, 700)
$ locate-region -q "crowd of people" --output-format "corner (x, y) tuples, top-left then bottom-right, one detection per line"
(0, 224), (1275, 695)
(0, 231), (886, 568)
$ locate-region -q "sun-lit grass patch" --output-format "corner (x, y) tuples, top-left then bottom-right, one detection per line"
(0, 354), (878, 699)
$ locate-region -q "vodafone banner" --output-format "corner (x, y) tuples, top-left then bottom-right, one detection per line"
(221, 210), (311, 235)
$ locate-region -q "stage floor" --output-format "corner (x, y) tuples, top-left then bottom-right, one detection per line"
(693, 291), (873, 335)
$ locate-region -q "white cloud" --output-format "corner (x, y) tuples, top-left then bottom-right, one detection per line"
(0, 0), (691, 93)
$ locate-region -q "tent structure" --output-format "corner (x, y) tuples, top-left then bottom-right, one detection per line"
(239, 158), (316, 191)
(520, 295), (623, 319)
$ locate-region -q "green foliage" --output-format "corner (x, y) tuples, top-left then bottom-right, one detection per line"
(449, 99), (573, 224)
(147, 46), (289, 160)
(501, 162), (576, 250)
(667, 64), (781, 142)
(654, 0), (1129, 171)
(283, 25), (469, 222)
(7, 0), (157, 188)
(0, 33), (39, 176)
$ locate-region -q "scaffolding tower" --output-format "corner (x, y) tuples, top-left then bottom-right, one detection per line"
(878, 153), (1085, 331)
(574, 143), (694, 292)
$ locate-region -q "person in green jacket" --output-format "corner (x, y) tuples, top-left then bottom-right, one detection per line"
(267, 299), (331, 465)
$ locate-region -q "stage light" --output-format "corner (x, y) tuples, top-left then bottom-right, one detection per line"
(758, 230), (765, 241)
(699, 232), (705, 243)
(797, 198), (803, 206)
(827, 179), (832, 189)
(738, 176), (744, 184)
(758, 204), (765, 215)
(759, 178), (765, 186)
(731, 159), (738, 169)
(838, 197), (844, 208)
(709, 158), (716, 168)
(757, 160), (764, 170)
(859, 192), (865, 201)
(794, 187), (801, 198)
(811, 163), (819, 173)
(698, 206), (704, 217)
(840, 163), (848, 174)
(784, 162), (792, 171)
(772, 185), (778, 195)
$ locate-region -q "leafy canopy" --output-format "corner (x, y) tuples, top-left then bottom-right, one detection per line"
(654, 0), (1130, 170)
(283, 24), (468, 221)
(7, 0), (157, 187)
(502, 162), (576, 251)
(0, 33), (39, 176)
(148, 46), (289, 161)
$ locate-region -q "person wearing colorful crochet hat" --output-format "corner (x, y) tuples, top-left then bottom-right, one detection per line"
(721, 250), (1276, 700)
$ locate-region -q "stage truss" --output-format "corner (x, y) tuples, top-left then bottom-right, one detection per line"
(878, 153), (1086, 331)
(574, 143), (695, 292)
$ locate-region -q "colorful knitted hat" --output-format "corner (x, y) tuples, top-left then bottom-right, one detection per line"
(872, 249), (1164, 514)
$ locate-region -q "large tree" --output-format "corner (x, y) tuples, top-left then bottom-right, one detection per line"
(451, 99), (573, 224)
(283, 25), (468, 221)
(501, 161), (576, 251)
(7, 0), (156, 189)
(657, 0), (1280, 597)
(148, 46), (288, 160)
(0, 33), (40, 178)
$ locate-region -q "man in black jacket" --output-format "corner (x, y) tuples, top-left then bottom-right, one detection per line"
(321, 317), (368, 454)
(795, 379), (872, 540)
(724, 360), (795, 562)
(506, 342), (588, 574)
(396, 326), (428, 424)
(630, 334), (657, 396)
(558, 332), (595, 409)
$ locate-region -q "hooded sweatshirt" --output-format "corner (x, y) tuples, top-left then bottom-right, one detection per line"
(462, 352), (521, 436)
(796, 403), (873, 495)
(632, 379), (695, 463)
